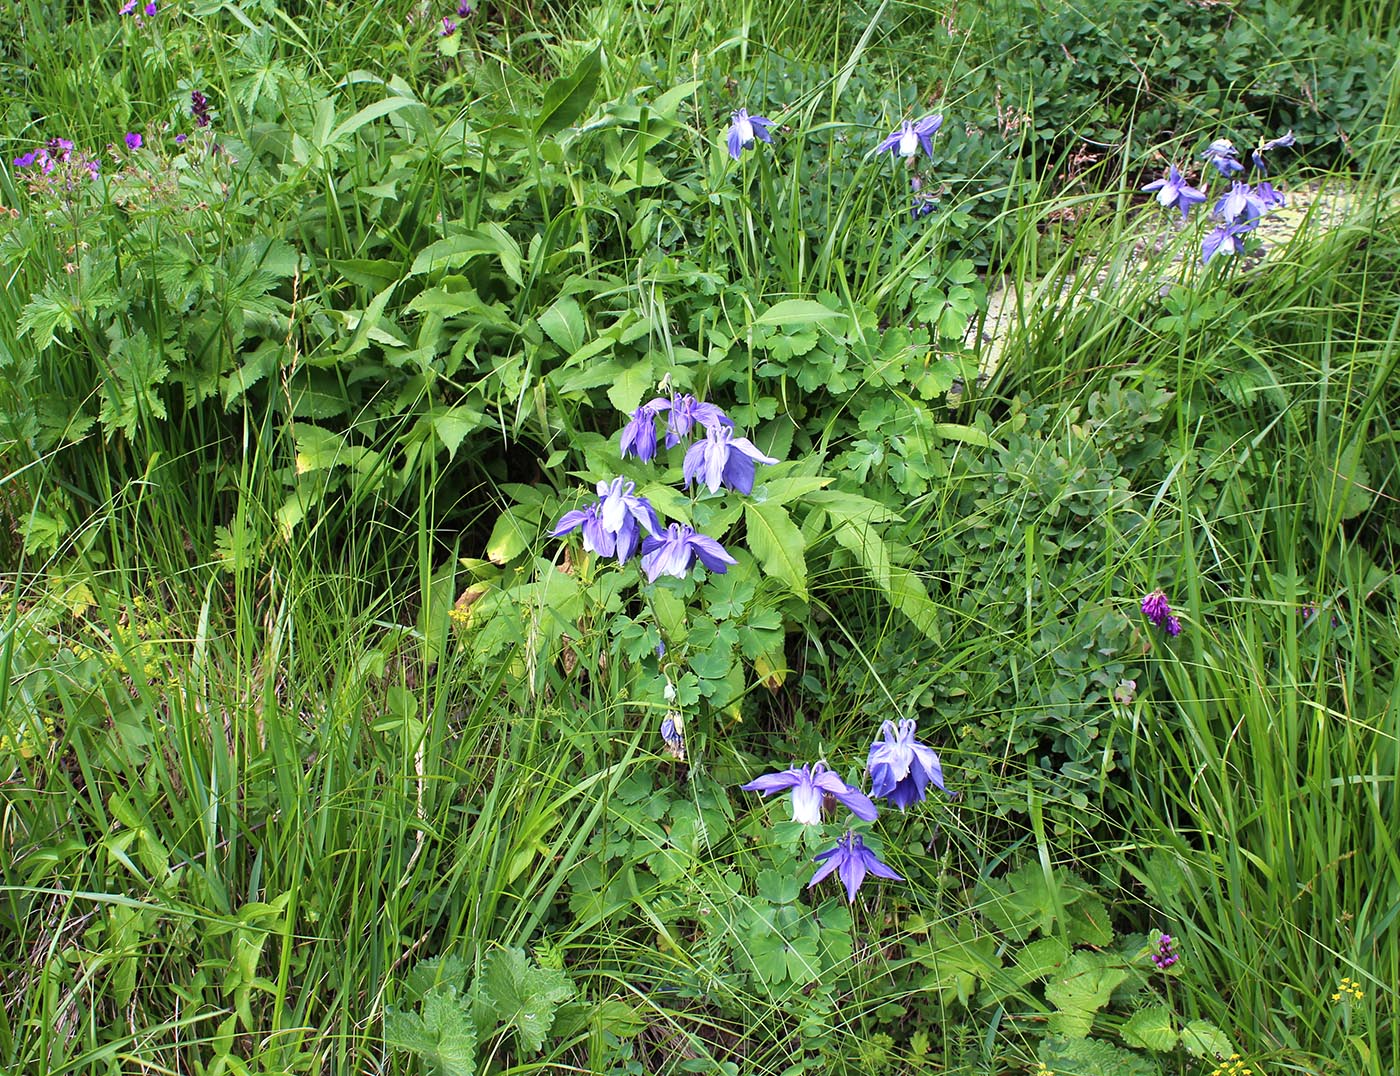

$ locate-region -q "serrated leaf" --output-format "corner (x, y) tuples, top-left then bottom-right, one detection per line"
(1122, 1004), (1178, 1052)
(1179, 1019), (1233, 1059)
(745, 501), (807, 599)
(1045, 952), (1128, 1039)
(605, 359), (655, 415)
(537, 296), (586, 353)
(404, 956), (471, 1003)
(384, 986), (477, 1076)
(1039, 1034), (1161, 1076)
(294, 425), (348, 475)
(535, 45), (602, 136)
(476, 947), (575, 1054)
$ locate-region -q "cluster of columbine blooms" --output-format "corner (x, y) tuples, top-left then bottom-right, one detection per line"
(1141, 590), (1182, 637)
(727, 107), (947, 219)
(441, 0), (473, 35)
(739, 718), (947, 903)
(1151, 932), (1180, 970)
(1140, 131), (1295, 265)
(551, 392), (776, 584)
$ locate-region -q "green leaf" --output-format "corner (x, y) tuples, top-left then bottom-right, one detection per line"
(1121, 1004), (1178, 1052)
(1039, 1035), (1161, 1076)
(537, 296), (587, 353)
(752, 299), (848, 329)
(476, 947), (575, 1054)
(1044, 952), (1129, 1039)
(410, 225), (524, 286)
(535, 44), (602, 136)
(745, 501), (807, 599)
(294, 425), (349, 475)
(325, 94), (421, 148)
(605, 359), (655, 415)
(384, 986), (478, 1076)
(486, 504), (543, 566)
(428, 404), (486, 461)
(1179, 1019), (1233, 1059)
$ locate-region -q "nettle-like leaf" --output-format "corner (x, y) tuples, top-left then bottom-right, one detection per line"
(473, 947), (575, 1055)
(1039, 1034), (1161, 1076)
(99, 329), (171, 439)
(1121, 1003), (1178, 1053)
(384, 986), (478, 1076)
(1178, 1018), (1233, 1059)
(1044, 951), (1129, 1039)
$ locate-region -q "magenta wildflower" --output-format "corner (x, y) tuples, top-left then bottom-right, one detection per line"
(1141, 590), (1182, 636)
(191, 90), (211, 128)
(144, 1), (156, 14)
(1151, 933), (1180, 970)
(124, 132), (142, 151)
(441, 16), (456, 34)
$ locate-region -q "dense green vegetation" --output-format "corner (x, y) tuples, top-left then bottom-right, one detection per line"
(3, 0), (1398, 1073)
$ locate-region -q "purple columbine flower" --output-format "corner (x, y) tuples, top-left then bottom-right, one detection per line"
(1202, 220), (1252, 266)
(1141, 590), (1182, 636)
(682, 424), (777, 495)
(619, 397), (671, 462)
(1151, 933), (1180, 970)
(191, 90), (211, 128)
(660, 712), (686, 760)
(551, 477), (661, 563)
(1141, 164), (1207, 221)
(1201, 138), (1244, 177)
(1214, 180), (1268, 226)
(726, 108), (774, 160)
(741, 761), (879, 825)
(1255, 180), (1285, 210)
(639, 522), (737, 581)
(810, 830), (903, 903)
(124, 132), (142, 151)
(867, 719), (946, 809)
(665, 394), (731, 448)
(875, 114), (943, 159)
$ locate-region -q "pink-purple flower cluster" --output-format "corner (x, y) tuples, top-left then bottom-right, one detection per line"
(1151, 933), (1180, 970)
(12, 137), (101, 187)
(1141, 590), (1182, 637)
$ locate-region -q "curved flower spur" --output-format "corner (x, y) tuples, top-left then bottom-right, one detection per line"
(740, 761), (879, 825)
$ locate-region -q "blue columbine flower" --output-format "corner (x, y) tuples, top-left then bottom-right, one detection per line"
(665, 394), (731, 448)
(1255, 180), (1285, 210)
(1214, 180), (1268, 226)
(1141, 164), (1207, 221)
(682, 424), (777, 495)
(1201, 138), (1244, 177)
(875, 114), (943, 159)
(867, 719), (946, 809)
(809, 830), (903, 903)
(1201, 220), (1252, 266)
(639, 522), (737, 581)
(727, 108), (774, 159)
(660, 712), (686, 760)
(619, 397), (671, 462)
(741, 761), (879, 825)
(552, 477), (660, 562)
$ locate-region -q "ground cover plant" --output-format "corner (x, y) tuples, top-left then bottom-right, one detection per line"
(2, 0), (1398, 1073)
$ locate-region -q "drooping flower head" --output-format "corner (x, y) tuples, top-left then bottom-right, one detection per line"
(639, 522), (737, 581)
(1201, 221), (1252, 267)
(1141, 164), (1207, 221)
(619, 397), (671, 462)
(727, 108), (774, 160)
(741, 761), (879, 825)
(551, 477), (660, 563)
(1251, 130), (1296, 175)
(660, 712), (686, 761)
(867, 718), (947, 809)
(665, 393), (731, 448)
(809, 830), (903, 903)
(1141, 590), (1183, 635)
(1201, 138), (1244, 177)
(682, 424), (778, 495)
(875, 114), (943, 159)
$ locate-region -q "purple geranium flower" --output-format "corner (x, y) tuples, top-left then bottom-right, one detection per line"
(144, 1), (156, 14)
(867, 719), (946, 809)
(741, 761), (878, 825)
(875, 114), (943, 159)
(726, 108), (774, 159)
(619, 397), (671, 462)
(551, 477), (660, 563)
(1201, 221), (1252, 266)
(682, 424), (777, 495)
(810, 830), (903, 903)
(639, 522), (737, 581)
(124, 132), (142, 151)
(1141, 164), (1207, 221)
(13, 150), (37, 168)
(665, 393), (731, 448)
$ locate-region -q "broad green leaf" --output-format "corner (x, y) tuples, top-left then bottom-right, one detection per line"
(1179, 1019), (1233, 1059)
(755, 476), (831, 506)
(476, 947), (575, 1054)
(429, 404), (486, 461)
(535, 44), (602, 136)
(537, 297), (586, 353)
(325, 95), (421, 148)
(752, 299), (848, 329)
(1045, 952), (1128, 1039)
(294, 425), (348, 475)
(605, 359), (655, 415)
(486, 504), (543, 566)
(384, 986), (477, 1076)
(1121, 1004), (1178, 1052)
(745, 501), (807, 600)
(410, 225), (523, 286)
